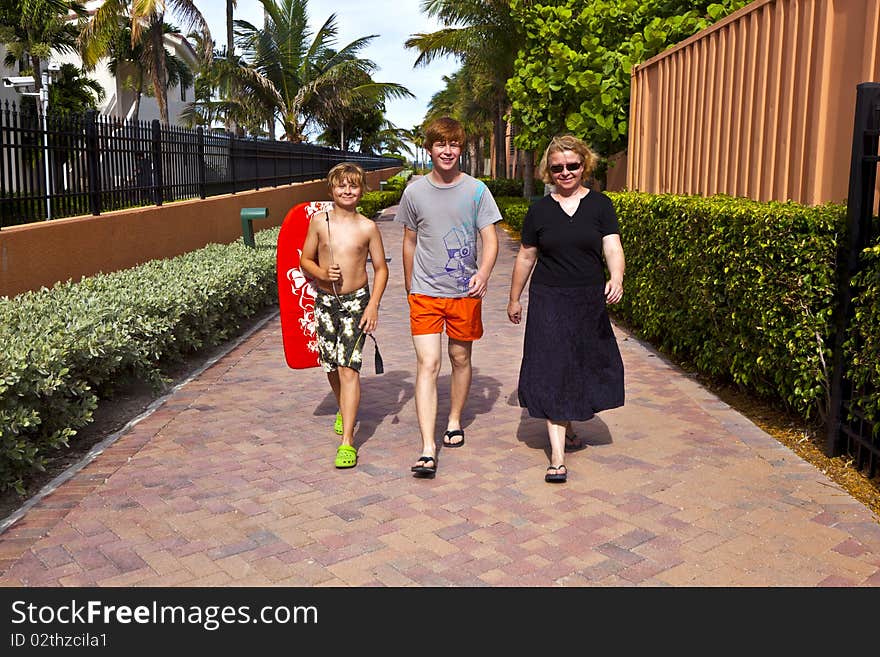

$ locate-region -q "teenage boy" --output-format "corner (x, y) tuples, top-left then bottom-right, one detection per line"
(395, 116), (502, 477)
(300, 162), (388, 468)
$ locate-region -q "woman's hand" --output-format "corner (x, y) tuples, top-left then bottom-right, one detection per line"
(507, 299), (523, 324)
(605, 278), (623, 304)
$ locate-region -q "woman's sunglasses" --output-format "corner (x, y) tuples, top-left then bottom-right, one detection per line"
(549, 162), (583, 174)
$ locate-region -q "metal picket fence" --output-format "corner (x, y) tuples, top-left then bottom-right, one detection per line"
(826, 82), (880, 477)
(0, 102), (400, 228)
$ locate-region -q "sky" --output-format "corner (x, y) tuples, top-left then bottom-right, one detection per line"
(196, 0), (459, 142)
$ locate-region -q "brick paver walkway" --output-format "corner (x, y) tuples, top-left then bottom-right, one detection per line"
(2, 205), (880, 587)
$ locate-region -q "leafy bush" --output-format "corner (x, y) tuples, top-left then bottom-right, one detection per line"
(495, 196), (530, 231)
(358, 190), (402, 217)
(479, 177), (524, 198)
(845, 237), (880, 426)
(380, 172), (412, 193)
(0, 229), (280, 493)
(609, 192), (844, 418)
(380, 152), (407, 164)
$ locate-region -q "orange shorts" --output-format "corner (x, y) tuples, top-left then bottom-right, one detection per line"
(408, 294), (483, 341)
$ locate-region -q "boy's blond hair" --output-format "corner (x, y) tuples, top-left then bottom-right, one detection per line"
(327, 162), (369, 193)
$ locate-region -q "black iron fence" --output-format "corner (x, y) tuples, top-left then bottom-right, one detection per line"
(826, 82), (880, 477)
(0, 102), (401, 228)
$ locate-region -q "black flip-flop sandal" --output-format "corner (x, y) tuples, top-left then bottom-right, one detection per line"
(442, 429), (465, 448)
(411, 456), (437, 477)
(564, 433), (585, 452)
(545, 465), (567, 483)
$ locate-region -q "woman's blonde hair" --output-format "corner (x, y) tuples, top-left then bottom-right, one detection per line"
(327, 162), (369, 192)
(537, 135), (599, 185)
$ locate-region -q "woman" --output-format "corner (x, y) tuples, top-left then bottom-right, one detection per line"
(507, 135), (625, 483)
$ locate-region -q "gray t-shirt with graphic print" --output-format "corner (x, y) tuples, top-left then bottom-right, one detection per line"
(395, 173), (502, 298)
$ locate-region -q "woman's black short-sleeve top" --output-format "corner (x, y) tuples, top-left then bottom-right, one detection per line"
(520, 190), (619, 287)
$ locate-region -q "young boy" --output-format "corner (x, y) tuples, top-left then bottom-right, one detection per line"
(300, 163), (388, 468)
(395, 117), (502, 477)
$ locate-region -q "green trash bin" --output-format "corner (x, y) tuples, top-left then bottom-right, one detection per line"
(240, 207), (269, 248)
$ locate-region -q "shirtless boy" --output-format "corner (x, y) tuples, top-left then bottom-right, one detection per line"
(300, 163), (388, 468)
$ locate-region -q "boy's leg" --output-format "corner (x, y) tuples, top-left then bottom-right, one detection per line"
(443, 297), (482, 444)
(316, 292), (343, 432)
(327, 370), (344, 435)
(412, 333), (442, 461)
(337, 366), (360, 447)
(327, 369), (341, 407)
(446, 338), (473, 438)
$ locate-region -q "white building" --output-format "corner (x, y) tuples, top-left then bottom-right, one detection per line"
(0, 0), (199, 126)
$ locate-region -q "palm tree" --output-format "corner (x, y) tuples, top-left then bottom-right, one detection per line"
(424, 64), (493, 178)
(226, 0), (237, 58)
(0, 0), (87, 91)
(405, 0), (520, 179)
(310, 65), (413, 151)
(223, 0), (238, 132)
(319, 111), (413, 157)
(108, 23), (194, 123)
(360, 122), (414, 158)
(229, 0), (412, 142)
(80, 0), (211, 124)
(48, 63), (105, 114)
(402, 125), (426, 170)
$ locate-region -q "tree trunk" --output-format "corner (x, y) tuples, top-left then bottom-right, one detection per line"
(226, 0), (235, 57)
(150, 16), (169, 124)
(30, 56), (43, 91)
(225, 0), (237, 133)
(474, 136), (484, 178)
(521, 149), (535, 198)
(466, 141), (477, 177)
(494, 99), (506, 179)
(133, 85), (142, 123)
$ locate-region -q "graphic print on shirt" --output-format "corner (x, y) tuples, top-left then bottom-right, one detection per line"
(434, 182), (484, 293)
(440, 224), (477, 293)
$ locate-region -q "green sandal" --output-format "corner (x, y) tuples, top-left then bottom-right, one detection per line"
(334, 444), (357, 469)
(334, 412), (343, 435)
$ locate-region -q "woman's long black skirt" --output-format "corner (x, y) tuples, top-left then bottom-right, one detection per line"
(517, 282), (625, 421)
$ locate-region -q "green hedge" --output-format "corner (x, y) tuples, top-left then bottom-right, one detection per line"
(479, 177), (524, 198)
(610, 192), (844, 418)
(0, 230), (279, 493)
(381, 170), (413, 193)
(495, 196), (530, 231)
(358, 190), (402, 218)
(846, 238), (880, 426)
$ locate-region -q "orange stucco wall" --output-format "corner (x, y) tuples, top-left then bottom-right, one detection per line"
(628, 0), (880, 206)
(0, 167), (400, 298)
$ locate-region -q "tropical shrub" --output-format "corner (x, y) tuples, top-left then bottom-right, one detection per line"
(610, 192), (844, 418)
(0, 229), (280, 493)
(358, 190), (402, 217)
(480, 177), (523, 198)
